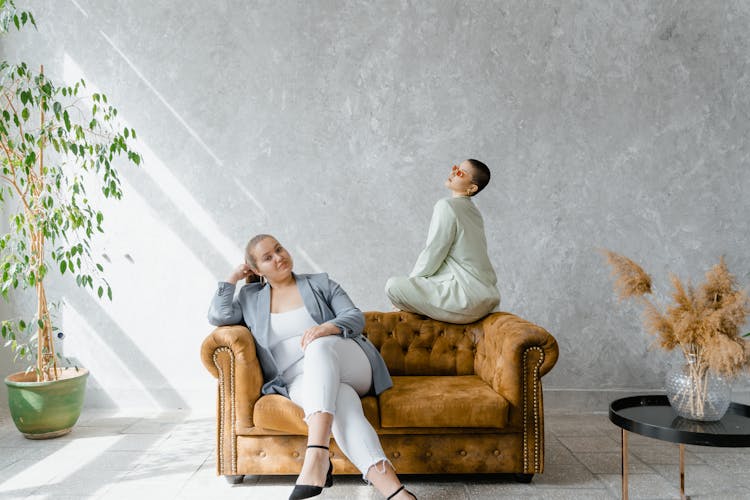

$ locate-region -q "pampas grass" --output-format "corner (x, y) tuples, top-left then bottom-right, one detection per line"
(602, 251), (750, 378)
(602, 250), (652, 300)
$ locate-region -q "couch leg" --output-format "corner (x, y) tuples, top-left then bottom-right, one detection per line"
(225, 475), (244, 484)
(514, 473), (534, 483)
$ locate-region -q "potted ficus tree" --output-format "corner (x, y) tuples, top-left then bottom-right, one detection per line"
(0, 1), (141, 438)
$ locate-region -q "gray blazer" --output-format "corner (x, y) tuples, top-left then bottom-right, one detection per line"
(207, 272), (393, 397)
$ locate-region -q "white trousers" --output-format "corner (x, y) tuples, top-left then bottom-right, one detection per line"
(288, 336), (388, 477)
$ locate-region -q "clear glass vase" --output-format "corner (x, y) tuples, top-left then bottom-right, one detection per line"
(665, 354), (731, 422)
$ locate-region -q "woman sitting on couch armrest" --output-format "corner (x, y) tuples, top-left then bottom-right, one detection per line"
(385, 159), (500, 324)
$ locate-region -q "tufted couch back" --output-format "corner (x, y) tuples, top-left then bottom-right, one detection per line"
(364, 311), (484, 376)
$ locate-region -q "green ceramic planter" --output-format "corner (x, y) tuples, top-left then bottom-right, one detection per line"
(4, 367), (89, 439)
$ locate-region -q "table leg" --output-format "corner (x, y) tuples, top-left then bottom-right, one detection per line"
(621, 428), (629, 500)
(679, 443), (687, 500)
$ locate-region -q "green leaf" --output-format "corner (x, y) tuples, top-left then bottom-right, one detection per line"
(60, 260), (67, 274)
(107, 286), (112, 300)
(97, 286), (103, 298)
(21, 108), (29, 121)
(18, 320), (26, 331)
(37, 319), (44, 329)
(63, 110), (71, 131)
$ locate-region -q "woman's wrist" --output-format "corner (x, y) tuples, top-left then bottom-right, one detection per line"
(325, 322), (342, 335)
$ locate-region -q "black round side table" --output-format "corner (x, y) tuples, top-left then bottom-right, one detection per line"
(609, 395), (750, 500)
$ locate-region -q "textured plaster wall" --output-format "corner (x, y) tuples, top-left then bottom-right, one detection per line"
(1, 1), (748, 410)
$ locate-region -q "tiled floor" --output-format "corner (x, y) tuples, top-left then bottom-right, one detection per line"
(1, 408), (749, 499)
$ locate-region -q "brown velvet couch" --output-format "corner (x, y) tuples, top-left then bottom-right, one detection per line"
(200, 311), (558, 483)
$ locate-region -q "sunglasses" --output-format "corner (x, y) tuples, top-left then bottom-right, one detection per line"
(451, 165), (472, 178)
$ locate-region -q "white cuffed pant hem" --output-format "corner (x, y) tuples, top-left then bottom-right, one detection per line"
(303, 409), (335, 424)
(362, 457), (393, 482)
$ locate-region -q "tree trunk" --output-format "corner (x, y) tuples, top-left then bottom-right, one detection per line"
(35, 64), (56, 382)
(34, 229), (57, 382)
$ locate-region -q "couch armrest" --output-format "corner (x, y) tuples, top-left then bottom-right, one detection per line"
(474, 312), (559, 473)
(200, 325), (263, 474)
(475, 313), (558, 403)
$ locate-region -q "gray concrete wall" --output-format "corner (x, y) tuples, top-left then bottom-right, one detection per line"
(1, 1), (748, 410)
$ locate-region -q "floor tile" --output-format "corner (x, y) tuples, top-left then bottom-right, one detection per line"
(537, 488), (617, 499)
(532, 463), (606, 489)
(576, 452), (655, 474)
(687, 450), (750, 474)
(598, 472), (679, 499)
(629, 445), (706, 465)
(557, 435), (620, 453)
(650, 463), (750, 496)
(0, 407), (747, 499)
(544, 443), (581, 465)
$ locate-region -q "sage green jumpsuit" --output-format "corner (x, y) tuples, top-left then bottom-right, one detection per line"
(385, 196), (500, 324)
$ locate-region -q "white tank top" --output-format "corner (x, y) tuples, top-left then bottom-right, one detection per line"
(269, 306), (318, 382)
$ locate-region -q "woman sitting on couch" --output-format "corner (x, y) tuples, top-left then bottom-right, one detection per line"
(208, 234), (416, 500)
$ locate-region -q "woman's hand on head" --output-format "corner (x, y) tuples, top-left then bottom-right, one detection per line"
(227, 263), (256, 284)
(301, 322), (342, 350)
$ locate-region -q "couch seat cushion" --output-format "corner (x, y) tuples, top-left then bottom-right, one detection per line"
(253, 394), (380, 435)
(379, 376), (508, 429)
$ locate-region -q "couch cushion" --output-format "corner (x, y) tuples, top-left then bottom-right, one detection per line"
(379, 376), (508, 429)
(252, 394), (380, 435)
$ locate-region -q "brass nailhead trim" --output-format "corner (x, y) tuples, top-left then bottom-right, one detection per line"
(522, 346), (544, 473)
(213, 347), (237, 474)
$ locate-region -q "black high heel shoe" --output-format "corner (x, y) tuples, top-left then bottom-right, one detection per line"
(288, 445), (333, 500)
(387, 484), (417, 499)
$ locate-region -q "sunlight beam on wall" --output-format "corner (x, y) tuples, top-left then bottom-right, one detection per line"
(97, 31), (224, 167)
(62, 53), (242, 267)
(294, 245), (323, 273)
(62, 301), (159, 409)
(233, 179), (269, 222)
(69, 0), (89, 18)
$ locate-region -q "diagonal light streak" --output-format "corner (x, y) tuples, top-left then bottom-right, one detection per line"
(63, 53), (242, 267)
(295, 246), (323, 273)
(233, 179), (269, 220)
(98, 31), (224, 166)
(69, 0), (89, 18)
